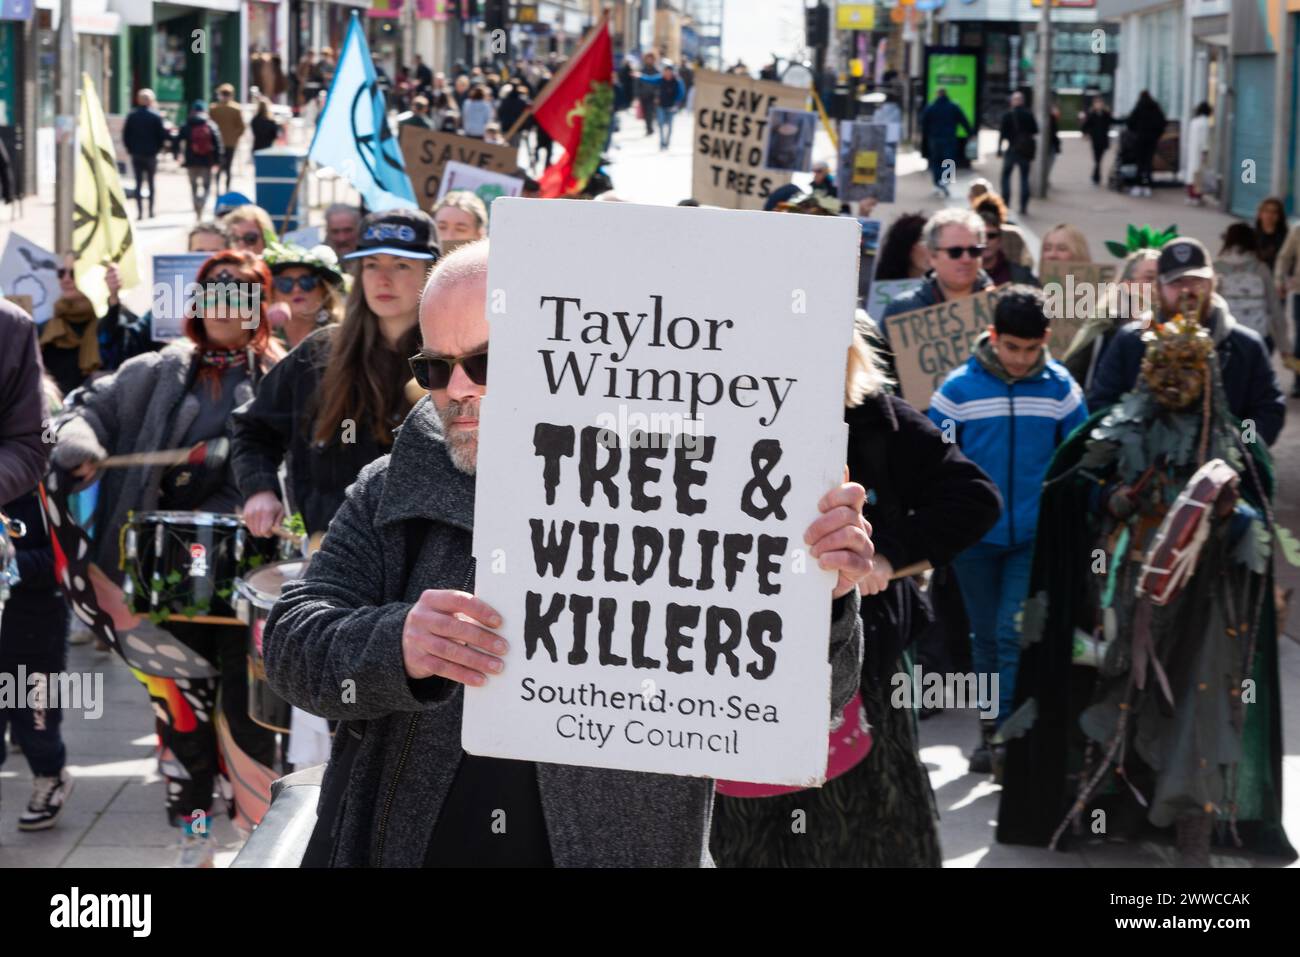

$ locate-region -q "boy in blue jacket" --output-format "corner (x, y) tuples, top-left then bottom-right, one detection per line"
(927, 285), (1088, 776)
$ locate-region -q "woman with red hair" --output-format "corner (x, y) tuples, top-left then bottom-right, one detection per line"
(51, 250), (284, 866)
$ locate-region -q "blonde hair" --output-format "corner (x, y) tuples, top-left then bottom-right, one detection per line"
(433, 190), (488, 232)
(845, 311), (893, 407)
(1119, 247), (1160, 281)
(221, 204), (275, 240)
(1041, 223), (1092, 263)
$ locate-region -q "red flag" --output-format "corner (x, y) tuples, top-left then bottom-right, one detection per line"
(532, 11), (614, 197)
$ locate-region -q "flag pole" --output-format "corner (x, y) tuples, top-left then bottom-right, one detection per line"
(279, 159), (311, 240)
(504, 8), (611, 144)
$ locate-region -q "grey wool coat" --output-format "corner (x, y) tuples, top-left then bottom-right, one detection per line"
(263, 397), (864, 868)
(52, 340), (263, 579)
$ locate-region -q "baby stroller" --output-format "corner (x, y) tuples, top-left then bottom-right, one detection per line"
(1109, 129), (1141, 193)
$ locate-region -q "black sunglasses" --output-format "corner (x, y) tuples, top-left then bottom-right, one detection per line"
(234, 232), (262, 246)
(940, 245), (987, 260)
(408, 350), (488, 390)
(57, 268), (72, 278)
(273, 274), (321, 293)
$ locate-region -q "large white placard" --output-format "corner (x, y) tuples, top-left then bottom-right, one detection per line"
(464, 199), (858, 786)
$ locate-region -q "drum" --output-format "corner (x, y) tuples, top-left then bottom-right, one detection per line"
(122, 512), (287, 624)
(235, 559), (309, 733)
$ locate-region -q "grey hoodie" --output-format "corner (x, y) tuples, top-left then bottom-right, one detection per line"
(263, 397), (864, 867)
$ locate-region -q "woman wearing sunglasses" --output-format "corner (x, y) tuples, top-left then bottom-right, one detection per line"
(37, 253), (105, 396)
(49, 250), (285, 866)
(264, 243), (346, 348)
(233, 209), (440, 541)
(220, 203), (275, 257)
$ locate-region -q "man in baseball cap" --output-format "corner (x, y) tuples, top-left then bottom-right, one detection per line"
(1089, 235), (1285, 444)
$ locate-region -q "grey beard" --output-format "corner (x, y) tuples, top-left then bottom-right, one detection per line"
(438, 398), (478, 475)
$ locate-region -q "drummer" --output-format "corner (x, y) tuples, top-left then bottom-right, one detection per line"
(233, 208), (439, 540)
(51, 250), (285, 868)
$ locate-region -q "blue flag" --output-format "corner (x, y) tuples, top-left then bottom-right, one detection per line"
(308, 13), (416, 211)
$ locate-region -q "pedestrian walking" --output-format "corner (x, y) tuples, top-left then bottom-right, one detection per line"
(1184, 102), (1212, 205)
(1079, 96), (1113, 186)
(1215, 222), (1289, 355)
(653, 64), (686, 150)
(927, 286), (1088, 776)
(209, 84), (246, 196)
(460, 86), (495, 138)
(1124, 90), (1166, 197)
(0, 476), (75, 833)
(997, 92), (1038, 215)
(920, 88), (973, 199)
(1254, 196), (1288, 272)
(637, 51), (660, 136)
(249, 96), (281, 152)
(400, 96), (437, 132)
(122, 88), (169, 219)
(175, 100), (225, 219)
(1271, 208), (1300, 396)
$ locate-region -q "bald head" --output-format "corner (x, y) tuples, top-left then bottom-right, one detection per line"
(418, 240), (490, 473)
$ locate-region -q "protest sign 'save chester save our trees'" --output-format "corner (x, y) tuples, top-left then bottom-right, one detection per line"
(464, 199), (859, 786)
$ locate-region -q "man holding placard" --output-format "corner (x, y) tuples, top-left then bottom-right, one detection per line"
(878, 208), (995, 401)
(264, 212), (871, 867)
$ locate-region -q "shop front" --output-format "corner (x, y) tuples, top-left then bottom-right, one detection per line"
(937, 0), (1115, 129)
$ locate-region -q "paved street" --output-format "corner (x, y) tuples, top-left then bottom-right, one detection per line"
(1, 108), (1296, 867)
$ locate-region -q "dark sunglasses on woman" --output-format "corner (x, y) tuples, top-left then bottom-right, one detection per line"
(940, 245), (987, 260)
(408, 350), (488, 390)
(273, 274), (321, 293)
(234, 233), (262, 247)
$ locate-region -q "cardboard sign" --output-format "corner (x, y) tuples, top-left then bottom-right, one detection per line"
(761, 108), (817, 173)
(837, 121), (895, 204)
(465, 198), (859, 785)
(691, 70), (807, 210)
(148, 253), (211, 341)
(1039, 260), (1118, 361)
(0, 233), (61, 324)
(437, 160), (525, 211)
(864, 277), (924, 325)
(399, 127), (518, 211)
(883, 288), (1003, 409)
(4, 294), (34, 317)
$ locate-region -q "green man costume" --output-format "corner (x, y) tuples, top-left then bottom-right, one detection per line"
(997, 314), (1294, 865)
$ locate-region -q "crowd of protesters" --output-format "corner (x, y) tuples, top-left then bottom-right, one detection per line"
(0, 48), (1295, 871)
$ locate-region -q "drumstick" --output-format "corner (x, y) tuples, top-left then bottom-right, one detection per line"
(889, 560), (932, 580)
(97, 442), (207, 469)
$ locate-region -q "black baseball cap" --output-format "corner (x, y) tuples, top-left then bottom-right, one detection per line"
(342, 208), (441, 261)
(1157, 237), (1214, 283)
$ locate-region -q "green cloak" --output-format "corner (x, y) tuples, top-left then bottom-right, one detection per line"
(996, 391), (1295, 860)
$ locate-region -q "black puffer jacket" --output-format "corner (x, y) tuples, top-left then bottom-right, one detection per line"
(231, 327), (406, 535)
(846, 390), (1002, 684)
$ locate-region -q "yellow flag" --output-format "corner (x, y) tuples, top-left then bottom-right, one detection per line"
(74, 72), (140, 313)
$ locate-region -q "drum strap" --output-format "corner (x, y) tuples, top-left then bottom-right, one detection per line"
(302, 517), (433, 867)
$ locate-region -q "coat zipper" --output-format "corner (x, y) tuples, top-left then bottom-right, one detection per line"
(373, 554), (477, 866)
(1006, 384), (1017, 544)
